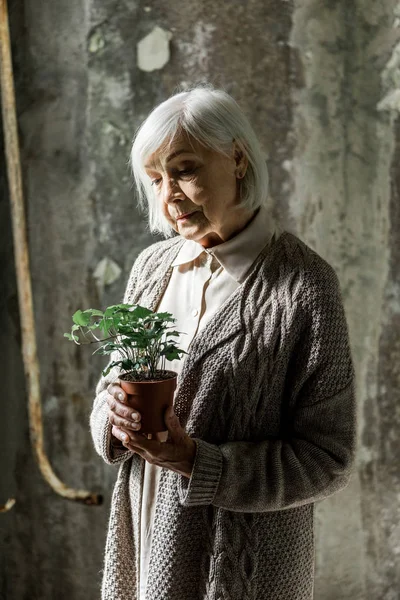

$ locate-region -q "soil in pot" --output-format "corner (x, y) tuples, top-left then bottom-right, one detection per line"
(119, 369), (178, 435)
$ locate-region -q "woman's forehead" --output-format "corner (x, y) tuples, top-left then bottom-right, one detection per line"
(145, 133), (202, 169)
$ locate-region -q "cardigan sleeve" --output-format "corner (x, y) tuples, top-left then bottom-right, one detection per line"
(89, 246), (152, 465)
(177, 266), (358, 511)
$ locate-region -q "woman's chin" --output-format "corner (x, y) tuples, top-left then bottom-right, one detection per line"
(176, 217), (203, 236)
(179, 229), (201, 241)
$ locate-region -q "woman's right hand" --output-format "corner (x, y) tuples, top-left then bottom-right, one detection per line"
(106, 382), (142, 444)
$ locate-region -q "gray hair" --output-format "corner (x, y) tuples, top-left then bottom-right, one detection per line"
(129, 84), (270, 238)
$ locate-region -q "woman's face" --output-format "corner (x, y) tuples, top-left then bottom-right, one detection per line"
(144, 132), (253, 248)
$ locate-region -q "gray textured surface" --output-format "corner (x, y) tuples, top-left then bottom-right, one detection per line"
(0, 0), (399, 598)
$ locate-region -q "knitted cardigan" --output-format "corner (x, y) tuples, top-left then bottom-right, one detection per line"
(89, 230), (357, 600)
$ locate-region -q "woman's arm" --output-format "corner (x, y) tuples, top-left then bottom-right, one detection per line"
(177, 270), (358, 512)
(89, 246), (152, 465)
(89, 384), (133, 466)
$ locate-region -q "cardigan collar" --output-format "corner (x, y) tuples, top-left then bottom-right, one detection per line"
(132, 229), (286, 387)
(170, 205), (280, 283)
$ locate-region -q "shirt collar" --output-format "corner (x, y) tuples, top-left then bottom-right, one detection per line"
(170, 238), (206, 267)
(170, 205), (281, 283)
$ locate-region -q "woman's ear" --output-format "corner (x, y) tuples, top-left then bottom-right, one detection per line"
(232, 140), (248, 179)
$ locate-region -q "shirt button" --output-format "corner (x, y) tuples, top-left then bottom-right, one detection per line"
(192, 309), (198, 317)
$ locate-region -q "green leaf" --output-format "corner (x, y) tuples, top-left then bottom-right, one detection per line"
(153, 311), (175, 320)
(132, 306), (153, 319)
(92, 342), (121, 356)
(90, 309), (104, 317)
(103, 306), (119, 318)
(63, 332), (79, 343)
(161, 346), (181, 361)
(72, 310), (91, 326)
(102, 358), (141, 376)
(68, 302), (187, 376)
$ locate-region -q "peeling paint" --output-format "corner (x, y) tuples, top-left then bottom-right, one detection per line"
(378, 89), (400, 112)
(44, 395), (59, 416)
(93, 257), (122, 293)
(358, 445), (379, 466)
(88, 30), (105, 54)
(378, 41), (400, 113)
(137, 26), (172, 72)
(282, 159), (293, 172)
(99, 217), (112, 244)
(179, 80), (191, 90)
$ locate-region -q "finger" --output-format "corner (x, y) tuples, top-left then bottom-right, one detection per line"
(112, 425), (146, 447)
(123, 442), (147, 461)
(127, 432), (165, 457)
(107, 382), (126, 403)
(114, 429), (157, 461)
(165, 405), (185, 442)
(106, 394), (141, 423)
(107, 382), (140, 416)
(123, 439), (160, 465)
(112, 426), (133, 445)
(109, 411), (142, 433)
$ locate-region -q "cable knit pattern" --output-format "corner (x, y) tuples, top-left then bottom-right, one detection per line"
(89, 231), (357, 600)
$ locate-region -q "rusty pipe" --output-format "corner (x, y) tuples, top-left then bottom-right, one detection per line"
(0, 498), (16, 513)
(0, 0), (101, 506)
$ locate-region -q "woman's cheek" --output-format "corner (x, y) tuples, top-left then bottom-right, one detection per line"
(183, 182), (203, 203)
(166, 211), (179, 231)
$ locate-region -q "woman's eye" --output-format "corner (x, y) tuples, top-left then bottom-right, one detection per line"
(178, 168), (196, 177)
(150, 168), (196, 187)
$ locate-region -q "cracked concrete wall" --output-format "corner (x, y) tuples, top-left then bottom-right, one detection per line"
(0, 0), (399, 598)
(291, 3), (400, 598)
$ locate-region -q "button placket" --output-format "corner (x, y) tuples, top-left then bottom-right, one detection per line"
(190, 250), (212, 325)
(189, 252), (205, 326)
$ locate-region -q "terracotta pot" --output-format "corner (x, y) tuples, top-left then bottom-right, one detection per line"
(119, 370), (178, 434)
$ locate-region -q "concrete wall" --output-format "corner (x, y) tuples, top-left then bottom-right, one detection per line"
(1, 0), (399, 598)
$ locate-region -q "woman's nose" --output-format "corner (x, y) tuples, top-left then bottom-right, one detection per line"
(163, 177), (184, 203)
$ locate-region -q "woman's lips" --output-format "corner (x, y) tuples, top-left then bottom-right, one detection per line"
(177, 211), (198, 221)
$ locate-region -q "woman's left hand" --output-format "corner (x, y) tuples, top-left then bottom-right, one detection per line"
(111, 405), (197, 479)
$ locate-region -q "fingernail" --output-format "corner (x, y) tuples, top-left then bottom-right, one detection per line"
(118, 392), (124, 401)
(131, 412), (139, 421)
(121, 433), (128, 441)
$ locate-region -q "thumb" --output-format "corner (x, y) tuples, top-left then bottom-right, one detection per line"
(164, 405), (182, 440)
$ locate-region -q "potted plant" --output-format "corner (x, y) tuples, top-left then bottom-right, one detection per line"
(64, 304), (187, 434)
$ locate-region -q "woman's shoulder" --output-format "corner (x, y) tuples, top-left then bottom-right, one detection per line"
(134, 235), (185, 268)
(123, 236), (184, 304)
(135, 235), (184, 263)
(262, 230), (342, 300)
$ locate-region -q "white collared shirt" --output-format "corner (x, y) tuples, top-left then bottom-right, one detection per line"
(139, 206), (280, 599)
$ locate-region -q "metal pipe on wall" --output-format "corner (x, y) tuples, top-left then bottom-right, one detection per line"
(0, 0), (102, 507)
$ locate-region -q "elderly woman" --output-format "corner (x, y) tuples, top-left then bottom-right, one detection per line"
(90, 86), (357, 600)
